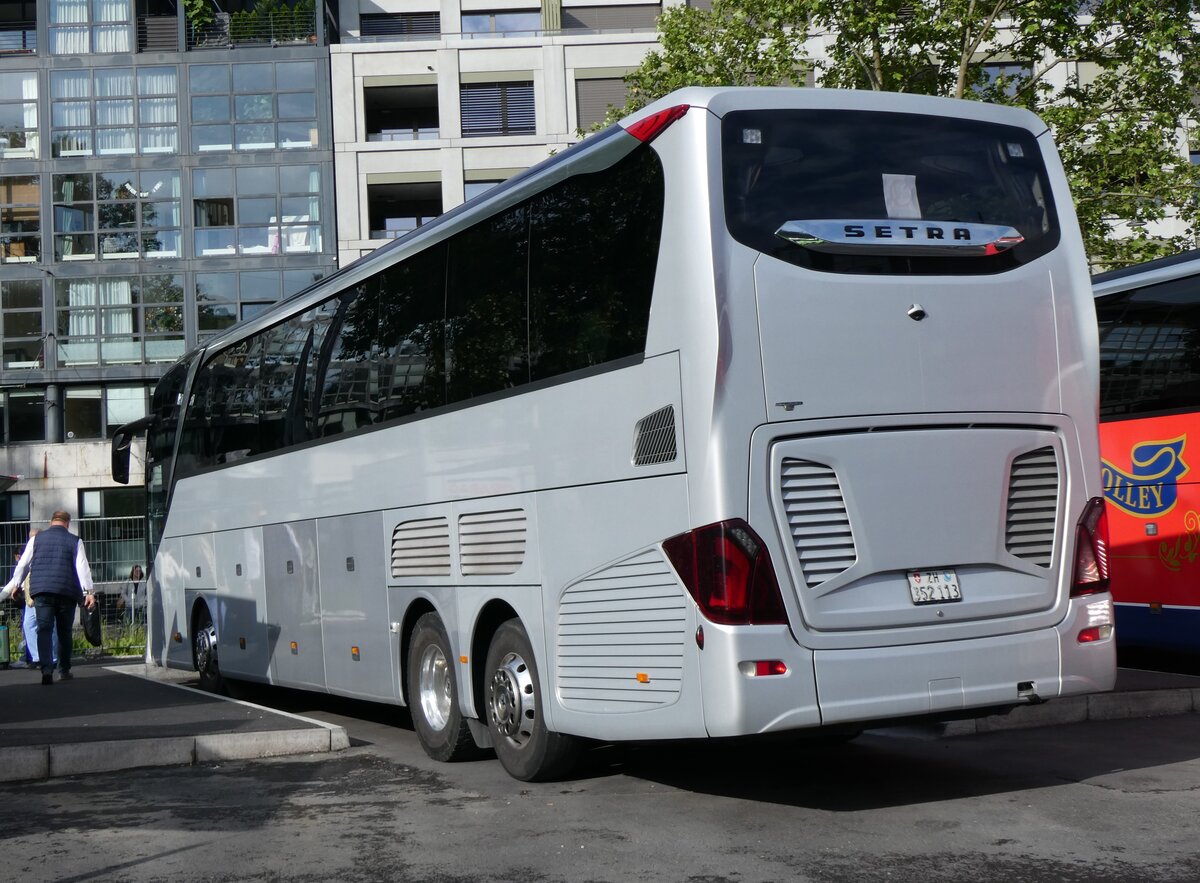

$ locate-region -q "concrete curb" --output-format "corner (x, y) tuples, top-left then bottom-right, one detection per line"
(0, 666), (349, 784)
(943, 687), (1200, 736)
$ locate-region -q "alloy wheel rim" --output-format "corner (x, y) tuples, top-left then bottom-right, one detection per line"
(418, 643), (452, 732)
(489, 651), (535, 747)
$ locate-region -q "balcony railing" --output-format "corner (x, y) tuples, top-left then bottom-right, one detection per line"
(138, 15), (179, 52)
(343, 26), (658, 44)
(0, 23), (37, 54)
(366, 128), (440, 143)
(369, 217), (438, 239)
(187, 11), (319, 49)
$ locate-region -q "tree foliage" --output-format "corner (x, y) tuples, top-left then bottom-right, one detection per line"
(618, 0), (1200, 269)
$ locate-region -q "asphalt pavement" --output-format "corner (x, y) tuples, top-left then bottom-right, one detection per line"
(1, 657), (1197, 784)
(0, 659), (349, 783)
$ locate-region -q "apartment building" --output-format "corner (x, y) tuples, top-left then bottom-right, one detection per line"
(328, 0), (671, 265)
(0, 0), (337, 545)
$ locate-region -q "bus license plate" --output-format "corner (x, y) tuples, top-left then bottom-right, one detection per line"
(907, 569), (962, 605)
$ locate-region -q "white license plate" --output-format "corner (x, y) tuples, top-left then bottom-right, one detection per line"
(907, 569), (962, 605)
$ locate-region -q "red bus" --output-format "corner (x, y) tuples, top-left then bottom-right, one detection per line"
(1095, 250), (1200, 655)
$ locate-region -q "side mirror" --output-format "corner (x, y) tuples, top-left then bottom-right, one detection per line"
(111, 415), (155, 484)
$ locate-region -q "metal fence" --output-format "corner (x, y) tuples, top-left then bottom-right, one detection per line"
(1, 516), (148, 663)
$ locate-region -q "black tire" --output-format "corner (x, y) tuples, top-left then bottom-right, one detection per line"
(406, 612), (478, 762)
(485, 619), (579, 781)
(193, 603), (225, 694)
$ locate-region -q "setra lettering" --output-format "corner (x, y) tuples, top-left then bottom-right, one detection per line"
(925, 227), (944, 240)
(844, 224), (866, 238)
(953, 228), (972, 241)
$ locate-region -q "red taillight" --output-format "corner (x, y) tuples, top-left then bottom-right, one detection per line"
(1071, 497), (1110, 597)
(755, 660), (788, 677)
(623, 104), (689, 143)
(662, 519), (788, 625)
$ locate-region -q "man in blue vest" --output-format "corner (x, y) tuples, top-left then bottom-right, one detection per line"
(1, 511), (96, 685)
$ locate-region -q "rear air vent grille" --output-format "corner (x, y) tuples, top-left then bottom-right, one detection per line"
(780, 459), (857, 588)
(1005, 447), (1059, 567)
(459, 509), (526, 576)
(557, 549), (687, 712)
(632, 405), (678, 466)
(391, 517), (451, 578)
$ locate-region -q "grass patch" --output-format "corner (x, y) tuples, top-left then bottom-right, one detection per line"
(3, 608), (146, 663)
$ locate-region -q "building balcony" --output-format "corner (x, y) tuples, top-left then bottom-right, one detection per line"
(137, 15), (179, 52)
(186, 5), (321, 50)
(366, 129), (440, 143)
(0, 23), (37, 54)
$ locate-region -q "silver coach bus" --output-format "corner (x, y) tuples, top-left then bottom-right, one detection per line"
(114, 87), (1115, 780)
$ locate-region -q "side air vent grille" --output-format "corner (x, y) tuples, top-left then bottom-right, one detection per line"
(632, 405), (678, 466)
(780, 458), (857, 588)
(557, 549), (687, 712)
(391, 517), (451, 578)
(459, 509), (526, 576)
(1005, 447), (1059, 568)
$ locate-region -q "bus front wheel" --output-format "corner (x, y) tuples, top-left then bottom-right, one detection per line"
(193, 604), (225, 694)
(407, 612), (478, 762)
(485, 619), (579, 781)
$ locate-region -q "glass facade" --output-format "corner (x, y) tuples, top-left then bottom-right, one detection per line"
(50, 66), (178, 157)
(0, 70), (38, 158)
(189, 61), (319, 153)
(0, 18), (336, 460)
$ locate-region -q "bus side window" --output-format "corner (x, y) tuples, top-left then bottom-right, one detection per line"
(1098, 276), (1200, 418)
(528, 146), (664, 381)
(316, 283), (381, 436)
(375, 243), (448, 420)
(446, 206), (530, 402)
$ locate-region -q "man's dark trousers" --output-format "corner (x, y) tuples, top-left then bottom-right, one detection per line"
(34, 594), (77, 676)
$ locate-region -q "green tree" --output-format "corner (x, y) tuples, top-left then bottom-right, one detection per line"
(618, 0), (1200, 270)
(183, 0), (214, 30)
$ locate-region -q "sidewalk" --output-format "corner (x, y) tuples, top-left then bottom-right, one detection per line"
(1, 661), (1198, 784)
(0, 660), (349, 783)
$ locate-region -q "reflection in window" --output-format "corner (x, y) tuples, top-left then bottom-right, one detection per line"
(0, 175), (40, 263)
(187, 61), (319, 153)
(170, 144), (665, 472)
(194, 165), (323, 257)
(64, 387), (103, 440)
(51, 66), (178, 157)
(0, 71), (39, 159)
(53, 170), (182, 261)
(461, 11), (541, 35)
(1, 278), (43, 368)
(318, 246), (447, 435)
(55, 273), (184, 366)
(1098, 275), (1200, 419)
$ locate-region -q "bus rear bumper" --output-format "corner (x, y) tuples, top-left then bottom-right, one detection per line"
(700, 598), (1116, 736)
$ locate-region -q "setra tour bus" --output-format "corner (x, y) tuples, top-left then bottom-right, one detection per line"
(1094, 250), (1200, 657)
(113, 87), (1115, 780)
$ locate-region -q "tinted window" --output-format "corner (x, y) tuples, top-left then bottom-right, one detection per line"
(172, 143), (665, 469)
(1097, 274), (1200, 419)
(528, 147), (663, 381)
(722, 109), (1059, 275)
(318, 246), (449, 435)
(446, 206), (529, 401)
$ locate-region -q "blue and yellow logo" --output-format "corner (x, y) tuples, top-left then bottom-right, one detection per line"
(1102, 436), (1189, 518)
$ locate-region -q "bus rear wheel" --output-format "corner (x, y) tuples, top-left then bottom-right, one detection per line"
(407, 612), (478, 762)
(485, 619), (579, 781)
(193, 603), (225, 694)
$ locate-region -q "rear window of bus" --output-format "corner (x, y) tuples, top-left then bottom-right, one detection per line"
(722, 109), (1060, 275)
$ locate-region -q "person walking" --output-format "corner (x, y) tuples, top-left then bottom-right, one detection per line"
(1, 511), (96, 685)
(0, 529), (58, 670)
